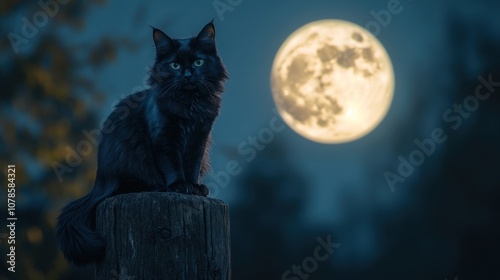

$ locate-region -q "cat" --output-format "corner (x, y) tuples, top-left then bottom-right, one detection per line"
(56, 21), (229, 265)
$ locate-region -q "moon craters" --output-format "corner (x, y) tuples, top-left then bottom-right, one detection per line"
(287, 54), (314, 85)
(352, 32), (363, 42)
(336, 48), (359, 68)
(317, 44), (340, 62)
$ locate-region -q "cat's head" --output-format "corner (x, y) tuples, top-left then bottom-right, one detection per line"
(149, 21), (229, 97)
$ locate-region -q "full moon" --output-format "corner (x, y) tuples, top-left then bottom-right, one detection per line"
(271, 20), (395, 143)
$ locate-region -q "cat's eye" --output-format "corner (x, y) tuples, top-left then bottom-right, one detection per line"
(170, 62), (181, 70)
(193, 59), (204, 67)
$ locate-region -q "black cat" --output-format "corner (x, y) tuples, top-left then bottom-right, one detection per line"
(56, 21), (228, 265)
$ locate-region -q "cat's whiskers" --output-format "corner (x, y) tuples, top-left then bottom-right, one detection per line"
(199, 80), (217, 94)
(158, 81), (180, 96)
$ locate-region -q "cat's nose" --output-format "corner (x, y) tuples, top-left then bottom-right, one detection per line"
(183, 69), (192, 81)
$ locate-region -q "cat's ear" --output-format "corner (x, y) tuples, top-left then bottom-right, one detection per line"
(197, 20), (216, 43)
(151, 27), (173, 51)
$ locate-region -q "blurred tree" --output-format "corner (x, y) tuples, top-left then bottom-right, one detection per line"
(229, 139), (340, 280)
(419, 15), (500, 279)
(0, 1), (137, 279)
(369, 14), (500, 280)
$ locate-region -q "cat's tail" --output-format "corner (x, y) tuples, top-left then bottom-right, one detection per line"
(56, 179), (117, 265)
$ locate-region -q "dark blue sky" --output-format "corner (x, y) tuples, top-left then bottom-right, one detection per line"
(67, 0), (500, 264)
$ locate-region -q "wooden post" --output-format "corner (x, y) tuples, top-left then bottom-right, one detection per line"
(95, 192), (231, 280)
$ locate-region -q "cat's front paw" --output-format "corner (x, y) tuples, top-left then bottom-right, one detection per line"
(167, 181), (194, 194)
(193, 184), (210, 197)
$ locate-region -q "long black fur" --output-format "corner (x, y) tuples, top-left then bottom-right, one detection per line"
(56, 21), (229, 265)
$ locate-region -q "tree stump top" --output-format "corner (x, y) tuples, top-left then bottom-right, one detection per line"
(96, 192), (230, 280)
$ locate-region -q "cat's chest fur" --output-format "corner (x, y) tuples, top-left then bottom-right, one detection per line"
(146, 92), (217, 145)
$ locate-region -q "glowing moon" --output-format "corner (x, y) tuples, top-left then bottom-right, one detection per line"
(271, 20), (394, 143)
